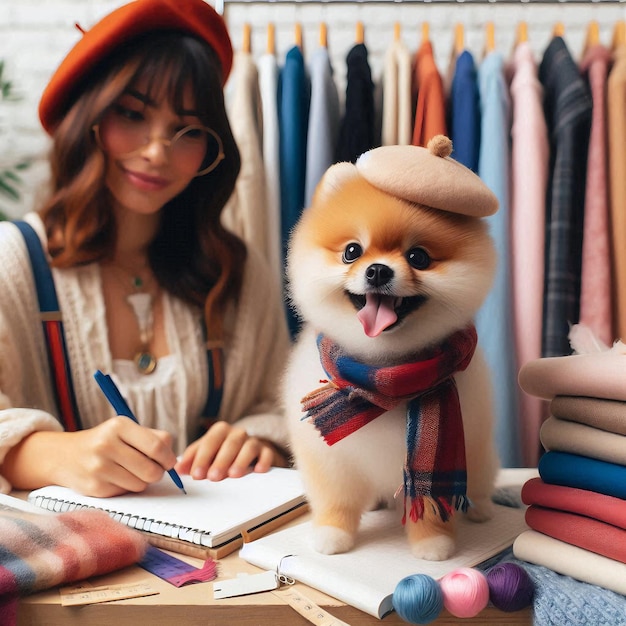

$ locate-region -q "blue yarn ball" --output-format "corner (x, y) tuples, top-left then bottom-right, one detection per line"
(393, 574), (444, 624)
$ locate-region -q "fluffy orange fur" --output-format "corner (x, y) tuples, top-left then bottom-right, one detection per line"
(284, 164), (499, 561)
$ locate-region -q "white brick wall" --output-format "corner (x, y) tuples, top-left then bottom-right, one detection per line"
(1, 0), (625, 217)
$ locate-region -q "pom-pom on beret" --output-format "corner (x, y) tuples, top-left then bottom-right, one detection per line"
(355, 135), (499, 218)
(39, 0), (233, 135)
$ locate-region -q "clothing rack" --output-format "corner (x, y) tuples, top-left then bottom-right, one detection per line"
(218, 0), (624, 16)
(220, 0), (623, 5)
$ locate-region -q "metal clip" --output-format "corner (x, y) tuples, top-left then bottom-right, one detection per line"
(276, 555), (296, 586)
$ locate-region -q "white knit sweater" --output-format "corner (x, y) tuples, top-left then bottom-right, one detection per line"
(0, 213), (291, 493)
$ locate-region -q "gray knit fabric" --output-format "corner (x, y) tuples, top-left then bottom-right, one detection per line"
(485, 490), (626, 625)
(520, 558), (626, 626)
(480, 548), (626, 626)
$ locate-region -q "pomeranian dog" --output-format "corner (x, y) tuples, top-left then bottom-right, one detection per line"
(283, 137), (499, 561)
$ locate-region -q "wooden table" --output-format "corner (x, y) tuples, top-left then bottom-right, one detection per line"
(18, 555), (532, 625)
(17, 470), (536, 625)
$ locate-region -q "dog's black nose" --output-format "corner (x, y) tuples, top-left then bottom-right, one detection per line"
(365, 263), (394, 287)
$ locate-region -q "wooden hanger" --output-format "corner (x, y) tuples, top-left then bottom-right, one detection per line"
(356, 21), (364, 45)
(516, 21), (528, 47)
(294, 22), (302, 49)
(583, 20), (600, 54)
(612, 20), (626, 50)
(319, 22), (327, 48)
(454, 23), (464, 55)
(394, 22), (401, 43)
(266, 23), (275, 55)
(553, 22), (565, 38)
(421, 22), (430, 44)
(485, 21), (495, 55)
(242, 23), (251, 54)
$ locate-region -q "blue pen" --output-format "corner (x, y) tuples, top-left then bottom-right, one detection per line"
(94, 369), (186, 494)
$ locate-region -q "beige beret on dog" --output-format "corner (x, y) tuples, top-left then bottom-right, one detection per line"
(355, 135), (498, 218)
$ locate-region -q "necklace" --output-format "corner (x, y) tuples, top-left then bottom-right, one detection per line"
(110, 264), (158, 375)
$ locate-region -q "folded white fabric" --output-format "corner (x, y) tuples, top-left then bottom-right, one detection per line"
(519, 349), (626, 402)
(540, 416), (626, 465)
(513, 530), (626, 596)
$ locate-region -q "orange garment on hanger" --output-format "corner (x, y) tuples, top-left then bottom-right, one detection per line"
(411, 39), (447, 147)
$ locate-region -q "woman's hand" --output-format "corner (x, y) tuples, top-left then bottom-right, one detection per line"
(2, 417), (177, 497)
(176, 421), (288, 481)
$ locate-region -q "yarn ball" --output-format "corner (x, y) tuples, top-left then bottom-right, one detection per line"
(486, 562), (534, 612)
(439, 567), (490, 618)
(393, 574), (443, 624)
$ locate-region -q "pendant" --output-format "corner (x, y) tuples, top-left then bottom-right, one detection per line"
(135, 351), (157, 375)
(127, 293), (153, 335)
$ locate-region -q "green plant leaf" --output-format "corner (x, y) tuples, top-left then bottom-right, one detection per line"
(0, 177), (20, 201)
(2, 170), (21, 183)
(0, 57), (28, 206)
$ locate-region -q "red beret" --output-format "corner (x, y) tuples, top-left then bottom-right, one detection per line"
(38, 0), (233, 135)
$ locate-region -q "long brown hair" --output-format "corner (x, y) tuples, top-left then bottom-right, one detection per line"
(39, 31), (244, 342)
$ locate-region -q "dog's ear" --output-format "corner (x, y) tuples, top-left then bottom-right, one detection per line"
(310, 162), (360, 208)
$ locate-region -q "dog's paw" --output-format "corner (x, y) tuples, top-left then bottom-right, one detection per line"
(466, 497), (495, 522)
(313, 525), (355, 555)
(410, 535), (456, 561)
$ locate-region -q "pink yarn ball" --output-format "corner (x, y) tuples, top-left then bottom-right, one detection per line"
(439, 567), (490, 618)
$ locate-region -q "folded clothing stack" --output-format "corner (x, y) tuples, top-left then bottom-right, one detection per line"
(514, 334), (626, 597)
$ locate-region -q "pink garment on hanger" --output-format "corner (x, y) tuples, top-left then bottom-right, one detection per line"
(579, 45), (613, 346)
(508, 42), (550, 466)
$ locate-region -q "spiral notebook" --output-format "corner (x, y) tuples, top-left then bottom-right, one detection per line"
(28, 468), (307, 559)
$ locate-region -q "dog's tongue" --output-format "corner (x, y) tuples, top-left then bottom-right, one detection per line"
(357, 293), (398, 337)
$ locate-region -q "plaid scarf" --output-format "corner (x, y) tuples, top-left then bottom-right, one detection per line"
(301, 325), (478, 522)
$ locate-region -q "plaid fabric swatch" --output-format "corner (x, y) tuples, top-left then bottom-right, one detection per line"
(0, 504), (147, 623)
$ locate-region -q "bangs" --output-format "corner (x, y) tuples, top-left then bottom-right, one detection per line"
(124, 33), (223, 122)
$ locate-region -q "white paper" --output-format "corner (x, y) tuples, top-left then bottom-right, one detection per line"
(240, 504), (529, 619)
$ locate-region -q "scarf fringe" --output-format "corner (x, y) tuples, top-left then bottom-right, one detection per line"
(402, 495), (470, 524)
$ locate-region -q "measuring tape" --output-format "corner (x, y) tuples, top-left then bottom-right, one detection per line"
(139, 545), (217, 587)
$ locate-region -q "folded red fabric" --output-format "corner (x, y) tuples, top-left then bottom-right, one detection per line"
(522, 477), (626, 530)
(525, 505), (626, 564)
(0, 506), (147, 623)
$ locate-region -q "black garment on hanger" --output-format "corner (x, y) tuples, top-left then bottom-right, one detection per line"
(335, 43), (377, 163)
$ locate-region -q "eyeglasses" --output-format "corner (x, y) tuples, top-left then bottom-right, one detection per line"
(93, 106), (225, 176)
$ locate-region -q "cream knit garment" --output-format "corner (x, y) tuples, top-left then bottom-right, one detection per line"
(0, 213), (291, 493)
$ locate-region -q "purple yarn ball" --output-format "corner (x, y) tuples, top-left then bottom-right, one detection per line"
(486, 562), (534, 612)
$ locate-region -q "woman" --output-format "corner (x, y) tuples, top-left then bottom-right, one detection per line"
(0, 0), (291, 497)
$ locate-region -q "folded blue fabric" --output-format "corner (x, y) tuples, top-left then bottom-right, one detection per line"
(539, 451), (626, 499)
